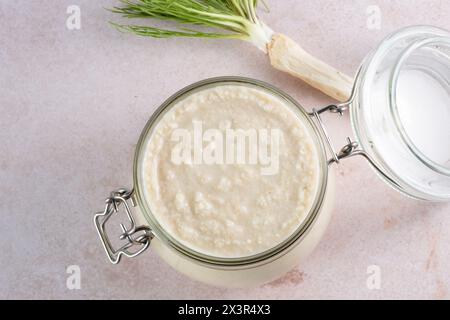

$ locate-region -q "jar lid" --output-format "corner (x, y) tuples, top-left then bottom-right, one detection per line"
(351, 26), (450, 201)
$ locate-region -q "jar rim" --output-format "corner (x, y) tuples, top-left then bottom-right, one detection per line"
(389, 36), (450, 177)
(132, 76), (330, 268)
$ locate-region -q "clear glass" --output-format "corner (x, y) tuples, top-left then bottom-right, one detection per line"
(132, 77), (331, 278)
(351, 26), (450, 201)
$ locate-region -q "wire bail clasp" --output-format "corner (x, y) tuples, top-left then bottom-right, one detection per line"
(309, 102), (359, 164)
(309, 102), (402, 188)
(94, 188), (153, 264)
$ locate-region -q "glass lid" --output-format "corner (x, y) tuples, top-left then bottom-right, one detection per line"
(391, 37), (450, 175)
(351, 26), (450, 201)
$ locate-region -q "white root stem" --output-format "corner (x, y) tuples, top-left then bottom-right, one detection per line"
(267, 33), (354, 102)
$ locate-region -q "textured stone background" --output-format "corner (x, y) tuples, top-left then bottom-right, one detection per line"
(1, 0), (449, 299)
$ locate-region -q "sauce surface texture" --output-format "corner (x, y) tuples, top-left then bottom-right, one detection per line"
(142, 84), (320, 258)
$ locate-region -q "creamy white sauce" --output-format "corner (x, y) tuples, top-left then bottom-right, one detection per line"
(142, 84), (320, 258)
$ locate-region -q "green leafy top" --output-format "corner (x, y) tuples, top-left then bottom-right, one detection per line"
(111, 0), (273, 51)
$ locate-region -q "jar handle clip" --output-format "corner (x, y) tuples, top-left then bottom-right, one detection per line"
(94, 188), (153, 264)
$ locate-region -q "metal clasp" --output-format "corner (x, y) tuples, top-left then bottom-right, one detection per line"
(309, 103), (356, 164)
(309, 102), (401, 188)
(94, 188), (153, 264)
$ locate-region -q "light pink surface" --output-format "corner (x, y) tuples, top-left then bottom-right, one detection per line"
(1, 0), (449, 299)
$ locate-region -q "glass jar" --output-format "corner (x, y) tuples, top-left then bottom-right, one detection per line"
(96, 78), (335, 288)
(94, 26), (450, 288)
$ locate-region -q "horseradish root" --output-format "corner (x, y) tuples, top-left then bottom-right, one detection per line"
(268, 33), (353, 102)
(111, 0), (354, 101)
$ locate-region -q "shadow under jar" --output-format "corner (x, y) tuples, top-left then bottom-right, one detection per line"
(94, 26), (450, 288)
